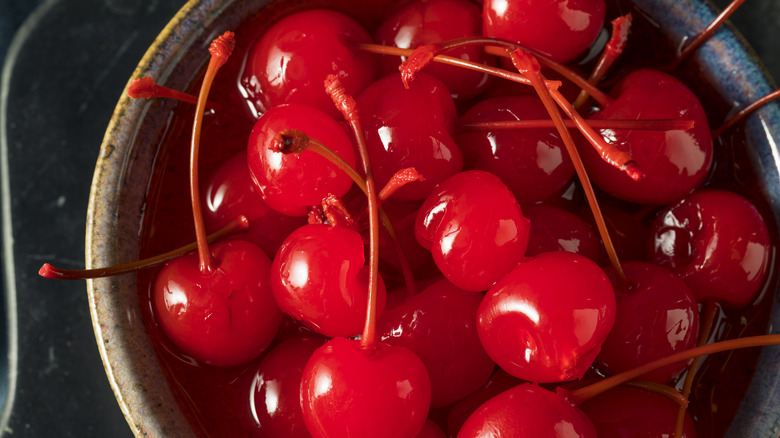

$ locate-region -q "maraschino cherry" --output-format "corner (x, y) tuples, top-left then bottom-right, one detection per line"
(152, 32), (281, 367)
(648, 189), (771, 308)
(241, 9), (377, 118)
(415, 170), (530, 292)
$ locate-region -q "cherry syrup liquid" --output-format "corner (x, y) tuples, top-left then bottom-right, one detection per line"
(133, 0), (777, 436)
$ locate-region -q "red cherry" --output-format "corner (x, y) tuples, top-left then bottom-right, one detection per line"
(579, 387), (698, 438)
(446, 368), (524, 437)
(249, 336), (326, 438)
(579, 69), (713, 205)
(417, 419), (447, 438)
(457, 96), (575, 204)
(377, 278), (495, 407)
(153, 239), (282, 367)
(648, 189), (771, 308)
(271, 224), (387, 338)
(202, 153), (306, 255)
(415, 170), (530, 291)
(477, 251), (615, 382)
(482, 0), (606, 63)
(596, 261), (700, 383)
(247, 104), (357, 216)
(523, 203), (600, 261)
(375, 0), (491, 100)
(358, 73), (462, 200)
(300, 337), (431, 438)
(457, 383), (597, 438)
(242, 9), (377, 117)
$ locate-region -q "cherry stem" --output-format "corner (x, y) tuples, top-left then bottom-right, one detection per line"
(622, 380), (689, 410)
(39, 216), (249, 280)
(275, 133), (420, 299)
(509, 49), (627, 286)
(573, 13), (632, 109)
(673, 0), (747, 68)
(322, 75), (382, 350)
(714, 88), (780, 137)
(674, 300), (720, 438)
(189, 32), (235, 274)
(361, 43), (643, 181)
(390, 37), (612, 107)
(459, 118), (693, 132)
(561, 334), (780, 406)
(128, 77), (198, 104)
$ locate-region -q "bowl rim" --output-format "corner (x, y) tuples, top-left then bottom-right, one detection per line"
(85, 0), (780, 437)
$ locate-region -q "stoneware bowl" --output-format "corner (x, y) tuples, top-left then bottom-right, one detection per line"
(86, 0), (780, 436)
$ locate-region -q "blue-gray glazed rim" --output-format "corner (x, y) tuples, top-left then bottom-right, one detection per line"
(85, 0), (780, 436)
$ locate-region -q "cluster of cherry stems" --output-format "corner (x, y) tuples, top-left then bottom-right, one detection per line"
(41, 0), (780, 437)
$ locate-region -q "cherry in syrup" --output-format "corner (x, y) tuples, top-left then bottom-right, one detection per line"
(578, 69), (713, 205)
(482, 0), (606, 63)
(377, 278), (495, 407)
(242, 9), (377, 118)
(374, 0), (492, 100)
(271, 223), (387, 338)
(477, 251), (616, 383)
(648, 189), (772, 308)
(246, 103), (357, 217)
(457, 95), (575, 204)
(358, 72), (462, 200)
(523, 203), (600, 261)
(415, 170), (530, 292)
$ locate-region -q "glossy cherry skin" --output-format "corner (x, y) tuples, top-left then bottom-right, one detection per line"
(447, 368), (524, 437)
(579, 69), (713, 205)
(358, 73), (462, 200)
(580, 387), (697, 438)
(375, 0), (491, 100)
(457, 96), (575, 204)
(153, 240), (282, 367)
(377, 278), (495, 407)
(300, 337), (432, 438)
(271, 224), (387, 338)
(203, 153), (307, 256)
(483, 0), (606, 63)
(242, 9), (376, 118)
(416, 170), (530, 291)
(648, 189), (771, 308)
(478, 251), (615, 382)
(247, 104), (356, 216)
(596, 261), (699, 383)
(457, 383), (597, 438)
(249, 336), (326, 437)
(524, 204), (600, 261)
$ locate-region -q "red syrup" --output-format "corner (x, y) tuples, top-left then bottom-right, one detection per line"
(132, 1), (777, 437)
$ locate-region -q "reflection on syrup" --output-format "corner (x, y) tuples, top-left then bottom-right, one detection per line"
(133, 1), (777, 437)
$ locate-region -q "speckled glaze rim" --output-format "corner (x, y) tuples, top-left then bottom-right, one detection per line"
(85, 0), (780, 437)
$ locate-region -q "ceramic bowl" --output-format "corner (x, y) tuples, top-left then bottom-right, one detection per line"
(85, 0), (780, 436)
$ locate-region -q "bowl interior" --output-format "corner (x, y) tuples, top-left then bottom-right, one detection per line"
(86, 0), (780, 436)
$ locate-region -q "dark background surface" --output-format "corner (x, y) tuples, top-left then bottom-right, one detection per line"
(0, 0), (777, 436)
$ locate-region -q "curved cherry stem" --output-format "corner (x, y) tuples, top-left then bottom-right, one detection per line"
(39, 216), (249, 280)
(510, 49), (627, 285)
(459, 118), (693, 132)
(190, 32), (235, 274)
(390, 37), (612, 107)
(714, 89), (780, 137)
(323, 75), (381, 350)
(561, 334), (780, 406)
(672, 0), (747, 69)
(573, 13), (632, 109)
(674, 300), (720, 438)
(622, 380), (689, 410)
